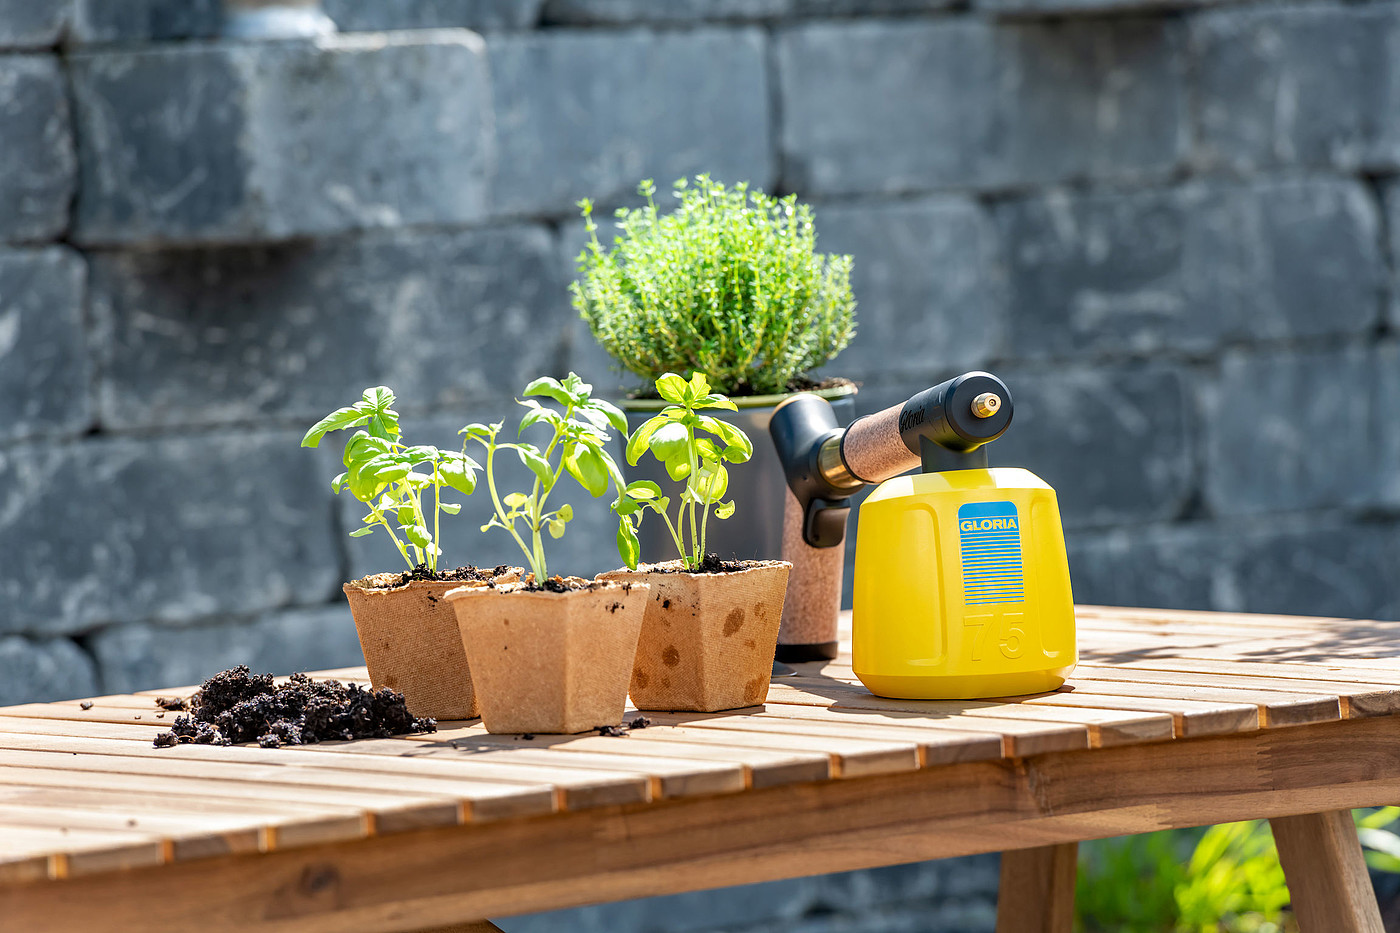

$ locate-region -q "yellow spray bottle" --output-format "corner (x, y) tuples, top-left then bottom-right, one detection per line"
(770, 372), (1076, 699)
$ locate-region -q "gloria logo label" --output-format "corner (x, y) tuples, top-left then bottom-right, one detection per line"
(958, 501), (1024, 605)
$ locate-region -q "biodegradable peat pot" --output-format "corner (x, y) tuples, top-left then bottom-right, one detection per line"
(599, 560), (792, 712)
(446, 579), (649, 734)
(342, 567), (520, 720)
(623, 385), (854, 664)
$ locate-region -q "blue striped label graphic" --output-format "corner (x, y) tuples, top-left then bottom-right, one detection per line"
(959, 501), (1024, 605)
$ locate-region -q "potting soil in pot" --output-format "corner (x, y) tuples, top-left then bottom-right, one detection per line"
(150, 665), (436, 749)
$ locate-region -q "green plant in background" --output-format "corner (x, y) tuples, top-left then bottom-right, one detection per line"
(612, 372), (753, 570)
(302, 386), (478, 573)
(1173, 821), (1292, 933)
(1075, 831), (1189, 933)
(571, 175), (857, 397)
(461, 373), (627, 583)
(1078, 809), (1400, 933)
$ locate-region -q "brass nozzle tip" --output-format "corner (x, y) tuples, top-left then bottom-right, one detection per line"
(971, 392), (1001, 419)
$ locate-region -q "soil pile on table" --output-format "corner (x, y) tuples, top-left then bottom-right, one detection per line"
(151, 666), (436, 749)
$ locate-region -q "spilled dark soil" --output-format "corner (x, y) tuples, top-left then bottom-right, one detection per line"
(151, 665), (435, 749)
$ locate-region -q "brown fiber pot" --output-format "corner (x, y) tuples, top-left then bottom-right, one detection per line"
(445, 579), (649, 734)
(599, 560), (792, 712)
(342, 568), (520, 720)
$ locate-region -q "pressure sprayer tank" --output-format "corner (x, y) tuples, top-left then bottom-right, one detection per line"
(771, 371), (1077, 700)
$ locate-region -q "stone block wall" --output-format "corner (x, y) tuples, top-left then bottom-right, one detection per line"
(1, 1), (1396, 929)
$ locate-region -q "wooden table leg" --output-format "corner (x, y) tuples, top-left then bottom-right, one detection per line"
(996, 842), (1078, 933)
(1271, 810), (1384, 933)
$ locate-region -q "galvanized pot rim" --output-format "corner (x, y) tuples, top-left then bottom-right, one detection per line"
(619, 382), (857, 412)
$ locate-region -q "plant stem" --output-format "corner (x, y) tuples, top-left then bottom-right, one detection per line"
(685, 422), (700, 569)
(432, 461), (441, 574)
(372, 508), (414, 570)
(483, 438), (539, 579)
(698, 466), (719, 562)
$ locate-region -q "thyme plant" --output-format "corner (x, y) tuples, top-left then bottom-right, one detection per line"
(612, 372), (753, 570)
(571, 176), (857, 397)
(302, 387), (479, 574)
(462, 374), (627, 583)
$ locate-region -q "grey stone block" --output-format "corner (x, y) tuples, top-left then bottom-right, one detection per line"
(337, 415), (624, 582)
(489, 28), (772, 218)
(509, 857), (998, 933)
(0, 247), (90, 442)
(67, 0), (221, 43)
(810, 197), (1003, 383)
(1069, 523), (1217, 612)
(995, 178), (1382, 360)
(88, 226), (566, 431)
(70, 33), (492, 246)
(777, 19), (1184, 197)
(542, 0), (788, 23)
(977, 0), (1208, 18)
(1204, 347), (1399, 516)
(0, 636), (99, 705)
(0, 55), (75, 242)
(1193, 5), (1400, 174)
(0, 1), (69, 48)
(991, 365), (1195, 529)
(326, 0), (544, 32)
(1219, 518), (1400, 622)
(91, 605), (365, 695)
(0, 432), (340, 636)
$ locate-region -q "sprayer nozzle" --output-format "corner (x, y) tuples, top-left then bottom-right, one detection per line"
(971, 392), (1001, 419)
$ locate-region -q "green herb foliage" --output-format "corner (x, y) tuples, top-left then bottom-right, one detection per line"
(571, 176), (856, 397)
(461, 374), (627, 583)
(612, 372), (752, 571)
(1077, 809), (1400, 932)
(302, 387), (478, 573)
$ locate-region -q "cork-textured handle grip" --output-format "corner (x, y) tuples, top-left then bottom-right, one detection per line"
(777, 489), (843, 653)
(840, 403), (919, 484)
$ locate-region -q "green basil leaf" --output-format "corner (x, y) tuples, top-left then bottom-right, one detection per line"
(523, 376), (571, 406)
(440, 502), (462, 515)
(616, 518), (640, 570)
(699, 394), (739, 412)
(565, 445), (609, 497)
(548, 519), (566, 539)
(401, 445), (439, 464)
(686, 372), (711, 400)
(348, 526), (375, 538)
(625, 415), (671, 466)
(439, 456), (477, 496)
(588, 398), (629, 435)
(655, 373), (688, 404)
(405, 525), (431, 548)
(302, 406), (369, 448)
(561, 372), (593, 404)
(625, 480), (662, 500)
(714, 500), (736, 520)
(516, 446), (553, 486)
(459, 422), (493, 440)
(664, 454), (691, 482)
(614, 497), (640, 517)
(331, 471), (348, 493)
(647, 421), (690, 463)
(396, 506), (416, 525)
(697, 415), (752, 460)
(558, 503), (573, 522)
(518, 404), (562, 434)
(504, 492), (529, 509)
(361, 386), (396, 411)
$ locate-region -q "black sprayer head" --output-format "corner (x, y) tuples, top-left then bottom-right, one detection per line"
(898, 371), (1013, 472)
(770, 371), (1017, 548)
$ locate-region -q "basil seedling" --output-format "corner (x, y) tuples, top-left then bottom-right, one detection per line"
(613, 372), (753, 571)
(302, 386), (478, 573)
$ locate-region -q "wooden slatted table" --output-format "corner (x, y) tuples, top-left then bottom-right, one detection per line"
(3, 605), (1400, 933)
